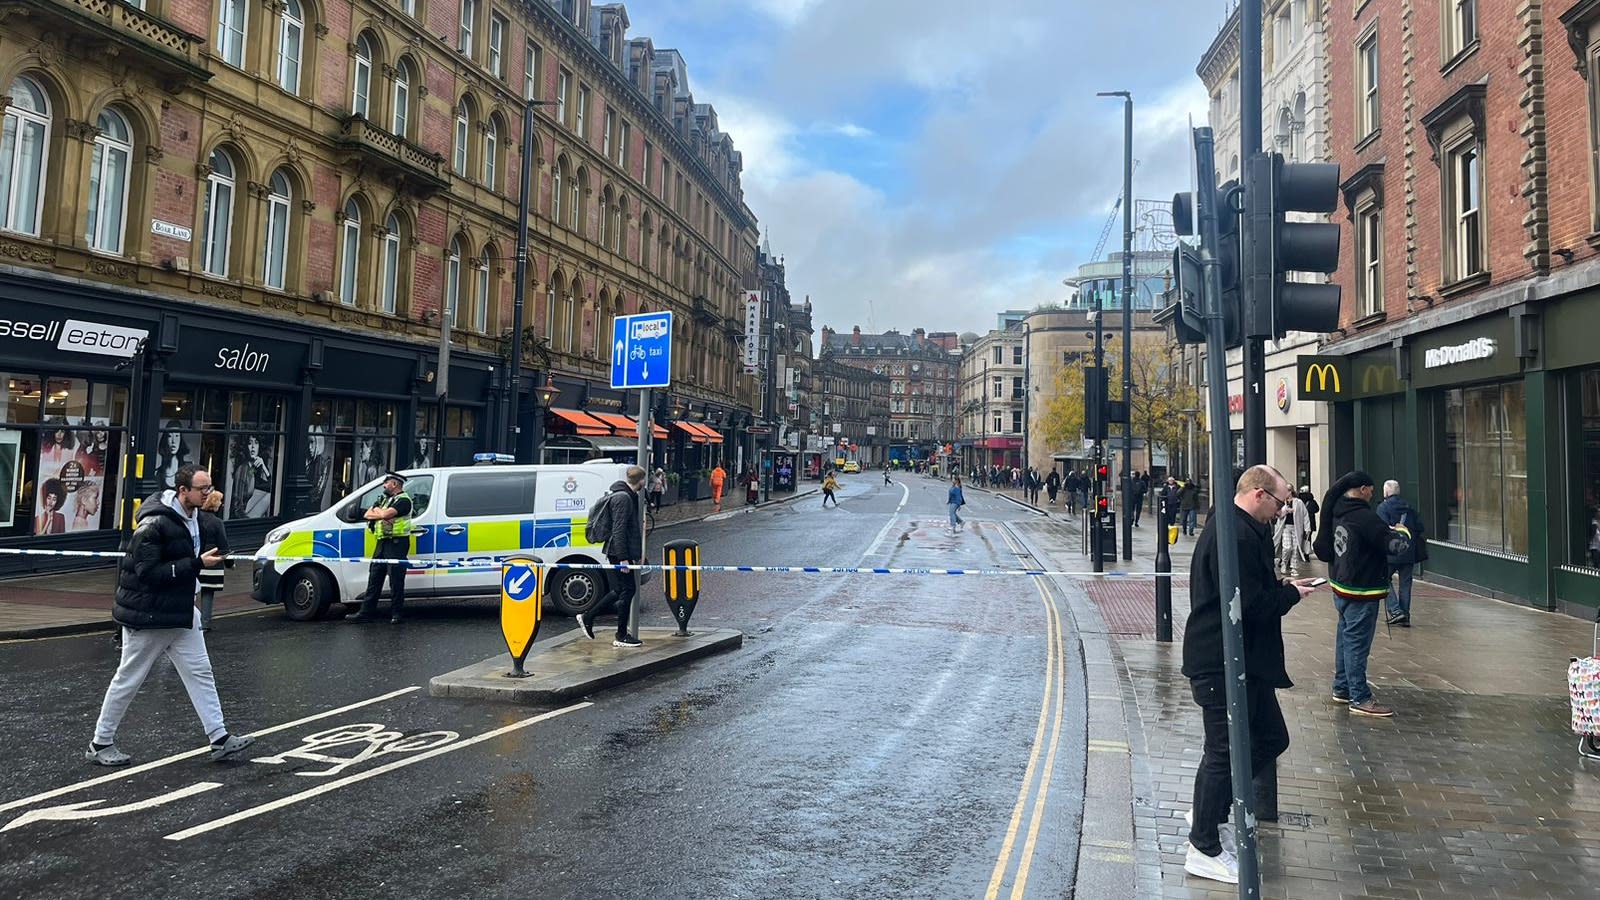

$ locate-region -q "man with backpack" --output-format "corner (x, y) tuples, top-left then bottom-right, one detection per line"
(577, 465), (648, 648)
(1315, 471), (1413, 718)
(1377, 479), (1427, 627)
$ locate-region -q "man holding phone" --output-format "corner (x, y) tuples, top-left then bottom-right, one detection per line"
(1180, 464), (1319, 885)
(86, 465), (254, 766)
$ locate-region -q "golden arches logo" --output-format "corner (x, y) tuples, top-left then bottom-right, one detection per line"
(1303, 363), (1341, 395)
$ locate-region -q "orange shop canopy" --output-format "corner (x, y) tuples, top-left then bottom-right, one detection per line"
(686, 422), (724, 443)
(590, 412), (669, 441)
(549, 408), (612, 436)
(673, 421), (709, 443)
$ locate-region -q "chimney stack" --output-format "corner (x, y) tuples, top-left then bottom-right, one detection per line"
(852, 325), (861, 346)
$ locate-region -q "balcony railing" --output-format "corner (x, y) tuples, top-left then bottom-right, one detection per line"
(6, 0), (210, 83)
(337, 116), (449, 195)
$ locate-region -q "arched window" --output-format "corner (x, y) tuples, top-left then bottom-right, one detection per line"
(474, 248), (491, 332)
(640, 212), (652, 270)
(218, 0), (247, 67)
(561, 278), (577, 352)
(339, 199), (362, 304)
(392, 59), (413, 138)
(201, 148), (236, 277)
(263, 170), (292, 290)
(1293, 92), (1307, 162)
(277, 0), (303, 94)
(380, 213), (402, 314)
(444, 238), (462, 325)
(86, 108), (132, 254)
(552, 156), (566, 224)
(352, 34), (374, 119)
(598, 185), (612, 247)
(594, 289), (609, 357)
(1, 75), (51, 237)
(482, 117), (498, 189)
(544, 275), (558, 342)
(614, 195), (626, 255)
(453, 98), (471, 176)
(570, 166), (584, 232)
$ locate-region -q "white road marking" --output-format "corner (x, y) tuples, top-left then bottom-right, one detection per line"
(163, 702), (592, 841)
(863, 482), (911, 559)
(2, 782), (222, 833)
(0, 685), (422, 815)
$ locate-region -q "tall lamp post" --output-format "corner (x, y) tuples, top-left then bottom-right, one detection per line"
(507, 97), (558, 458)
(1099, 89), (1134, 560)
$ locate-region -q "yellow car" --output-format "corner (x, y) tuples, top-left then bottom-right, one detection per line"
(842, 460), (862, 473)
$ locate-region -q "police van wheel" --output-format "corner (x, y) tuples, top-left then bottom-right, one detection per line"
(283, 566), (334, 621)
(549, 569), (601, 617)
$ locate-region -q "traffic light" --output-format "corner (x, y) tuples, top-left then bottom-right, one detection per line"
(1096, 464), (1109, 491)
(1167, 183), (1243, 348)
(1096, 495), (1109, 514)
(1242, 152), (1342, 339)
(1084, 367), (1107, 440)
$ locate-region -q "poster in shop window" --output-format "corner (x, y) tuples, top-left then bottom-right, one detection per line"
(227, 433), (276, 519)
(154, 419), (193, 492)
(0, 429), (19, 529)
(305, 424), (333, 510)
(34, 418), (110, 534)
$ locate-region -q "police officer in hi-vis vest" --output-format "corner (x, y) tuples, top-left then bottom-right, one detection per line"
(346, 472), (415, 624)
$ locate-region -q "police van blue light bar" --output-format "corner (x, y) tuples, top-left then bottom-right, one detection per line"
(473, 452), (516, 464)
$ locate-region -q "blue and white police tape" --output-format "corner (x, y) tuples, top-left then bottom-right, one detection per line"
(0, 546), (1178, 578)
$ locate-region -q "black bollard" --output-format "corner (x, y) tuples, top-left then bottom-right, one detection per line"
(1155, 497), (1173, 642)
(662, 539), (700, 636)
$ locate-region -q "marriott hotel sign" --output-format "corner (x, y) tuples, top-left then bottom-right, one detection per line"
(1423, 337), (1496, 369)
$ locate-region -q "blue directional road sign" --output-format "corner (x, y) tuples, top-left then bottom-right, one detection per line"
(610, 311), (673, 390)
(502, 561), (538, 602)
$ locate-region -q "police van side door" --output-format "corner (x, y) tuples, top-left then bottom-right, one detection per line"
(327, 474), (434, 600)
(434, 469), (538, 597)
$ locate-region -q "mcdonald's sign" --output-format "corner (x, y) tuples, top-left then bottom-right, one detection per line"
(1297, 355), (1349, 400)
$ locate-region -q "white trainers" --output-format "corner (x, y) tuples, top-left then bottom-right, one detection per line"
(1183, 808), (1236, 854)
(1184, 842), (1239, 884)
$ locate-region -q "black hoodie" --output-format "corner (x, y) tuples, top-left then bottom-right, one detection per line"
(1322, 492), (1410, 601)
(114, 492), (204, 629)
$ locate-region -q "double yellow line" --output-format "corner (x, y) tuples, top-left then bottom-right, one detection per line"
(985, 526), (1071, 900)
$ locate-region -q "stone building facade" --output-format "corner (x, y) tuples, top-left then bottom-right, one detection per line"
(818, 325), (959, 463)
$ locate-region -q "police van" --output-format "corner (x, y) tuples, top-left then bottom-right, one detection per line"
(251, 460), (639, 622)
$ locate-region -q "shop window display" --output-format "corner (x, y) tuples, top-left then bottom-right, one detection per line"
(1575, 369), (1600, 568)
(311, 399), (397, 504)
(1439, 381), (1528, 556)
(1, 374), (125, 536)
(159, 389), (284, 521)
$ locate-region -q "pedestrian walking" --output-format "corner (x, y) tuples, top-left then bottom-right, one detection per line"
(1179, 477), (1201, 535)
(576, 465), (648, 648)
(1377, 479), (1427, 627)
(87, 465), (255, 767)
(1130, 473), (1147, 527)
(345, 472), (416, 624)
(197, 488), (230, 631)
(1045, 469), (1060, 506)
(710, 463), (727, 512)
(947, 476), (966, 531)
(822, 471), (840, 507)
(648, 467), (666, 513)
(1315, 471), (1413, 717)
(1296, 484), (1319, 560)
(1182, 465), (1316, 884)
(1274, 492), (1310, 577)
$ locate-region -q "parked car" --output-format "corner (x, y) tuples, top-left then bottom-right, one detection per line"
(842, 460), (862, 473)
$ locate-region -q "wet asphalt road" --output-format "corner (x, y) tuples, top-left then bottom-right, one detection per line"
(0, 475), (1087, 899)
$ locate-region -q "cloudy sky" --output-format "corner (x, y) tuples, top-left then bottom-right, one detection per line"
(623, 0), (1231, 339)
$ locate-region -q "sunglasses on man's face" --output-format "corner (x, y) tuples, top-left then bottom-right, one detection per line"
(187, 484), (214, 495)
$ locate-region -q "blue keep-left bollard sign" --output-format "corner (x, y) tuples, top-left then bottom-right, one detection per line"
(610, 311), (673, 390)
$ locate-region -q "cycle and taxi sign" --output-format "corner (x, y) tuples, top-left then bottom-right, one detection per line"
(610, 311), (673, 390)
(500, 556), (543, 677)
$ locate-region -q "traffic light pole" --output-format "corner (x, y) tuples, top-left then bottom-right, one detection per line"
(1240, 0), (1267, 469)
(1196, 125), (1263, 899)
(1091, 264), (1106, 574)
(1118, 93), (1135, 561)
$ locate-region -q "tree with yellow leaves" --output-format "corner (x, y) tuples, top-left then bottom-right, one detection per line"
(1035, 335), (1201, 465)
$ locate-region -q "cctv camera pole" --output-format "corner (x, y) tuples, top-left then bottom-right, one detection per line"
(1241, 0), (1267, 469)
(1195, 124), (1261, 898)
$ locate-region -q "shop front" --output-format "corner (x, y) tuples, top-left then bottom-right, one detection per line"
(1225, 338), (1332, 499)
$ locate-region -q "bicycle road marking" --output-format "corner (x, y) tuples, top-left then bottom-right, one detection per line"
(163, 702), (592, 841)
(0, 686), (422, 815)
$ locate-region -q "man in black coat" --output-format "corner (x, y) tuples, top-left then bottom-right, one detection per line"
(1181, 464), (1317, 884)
(88, 465), (254, 766)
(576, 465), (647, 648)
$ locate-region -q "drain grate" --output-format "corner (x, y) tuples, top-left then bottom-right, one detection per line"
(1273, 812), (1326, 830)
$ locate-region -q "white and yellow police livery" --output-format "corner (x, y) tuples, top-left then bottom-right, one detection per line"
(251, 461), (636, 621)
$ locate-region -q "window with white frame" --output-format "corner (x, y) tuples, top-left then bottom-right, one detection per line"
(277, 0), (303, 94)
(483, 118), (498, 189)
(86, 108), (132, 255)
(575, 85), (588, 142)
(617, 120), (630, 168)
(1011, 410), (1023, 433)
(1012, 345), (1023, 365)
(552, 157), (564, 224)
(0, 75), (50, 237)
(992, 376), (1002, 398)
(401, 0), (414, 16)
(569, 167), (582, 231)
(218, 0), (247, 68)
(392, 60), (412, 138)
(1444, 135), (1483, 282)
(557, 69), (570, 126)
(1356, 201), (1383, 316)
(1356, 30), (1379, 141)
(643, 141), (652, 189)
(992, 412), (1003, 433)
(488, 14), (505, 78)
(339, 199), (361, 304)
(351, 34), (373, 118)
(474, 251), (490, 331)
(263, 170), (292, 290)
(523, 42), (541, 101)
(201, 148), (236, 277)
(453, 98), (470, 176)
(602, 107), (614, 158)
(457, 0), (476, 56)
(1443, 0), (1476, 61)
(380, 214), (401, 314)
(445, 239), (462, 326)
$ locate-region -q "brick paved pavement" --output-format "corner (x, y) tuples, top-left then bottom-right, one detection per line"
(1010, 516), (1600, 899)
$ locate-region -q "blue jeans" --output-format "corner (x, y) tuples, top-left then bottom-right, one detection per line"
(1386, 564), (1414, 618)
(1332, 596), (1380, 704)
(948, 503), (963, 528)
(1182, 508), (1198, 534)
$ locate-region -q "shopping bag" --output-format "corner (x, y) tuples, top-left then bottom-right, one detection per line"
(1569, 655), (1600, 736)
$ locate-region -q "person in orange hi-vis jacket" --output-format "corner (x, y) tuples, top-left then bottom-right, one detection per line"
(710, 464), (727, 511)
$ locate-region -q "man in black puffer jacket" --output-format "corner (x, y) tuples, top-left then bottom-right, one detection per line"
(87, 465), (254, 766)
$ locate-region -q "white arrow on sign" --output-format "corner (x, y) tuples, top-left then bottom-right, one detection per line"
(507, 569), (532, 594)
(1, 781), (222, 832)
(642, 361), (649, 380)
(614, 338), (625, 364)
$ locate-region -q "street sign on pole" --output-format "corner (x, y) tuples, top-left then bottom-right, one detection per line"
(610, 311), (674, 390)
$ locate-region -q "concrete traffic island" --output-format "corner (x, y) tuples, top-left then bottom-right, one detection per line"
(429, 626), (744, 704)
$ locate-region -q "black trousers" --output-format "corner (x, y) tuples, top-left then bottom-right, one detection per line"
(593, 556), (638, 639)
(362, 537), (410, 613)
(1187, 675), (1289, 856)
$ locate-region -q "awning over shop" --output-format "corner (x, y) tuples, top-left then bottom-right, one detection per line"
(587, 435), (644, 454)
(590, 411), (669, 441)
(674, 421), (710, 443)
(549, 408), (612, 436)
(689, 423), (725, 443)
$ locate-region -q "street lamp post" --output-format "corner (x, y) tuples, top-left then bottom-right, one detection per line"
(507, 97), (558, 459)
(1100, 89), (1134, 561)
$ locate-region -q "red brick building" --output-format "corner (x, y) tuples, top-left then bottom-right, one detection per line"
(1325, 0), (1600, 614)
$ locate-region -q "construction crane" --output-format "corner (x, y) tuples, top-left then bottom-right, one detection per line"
(1091, 159), (1142, 261)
